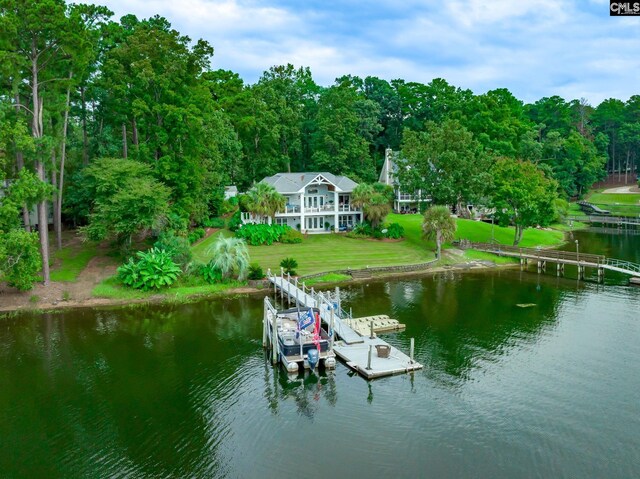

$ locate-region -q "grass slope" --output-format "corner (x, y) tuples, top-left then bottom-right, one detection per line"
(50, 241), (98, 282)
(586, 192), (640, 217)
(193, 214), (563, 277)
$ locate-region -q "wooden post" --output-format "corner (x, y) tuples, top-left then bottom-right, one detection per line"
(370, 320), (375, 339)
(329, 305), (335, 351)
(335, 286), (341, 313)
(263, 297), (268, 348)
(271, 303), (278, 364)
(367, 345), (373, 370)
(410, 338), (415, 364)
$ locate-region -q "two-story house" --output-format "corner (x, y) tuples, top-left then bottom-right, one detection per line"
(241, 172), (363, 233)
(379, 148), (424, 213)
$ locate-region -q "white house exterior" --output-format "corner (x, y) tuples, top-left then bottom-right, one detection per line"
(379, 148), (424, 213)
(241, 172), (363, 234)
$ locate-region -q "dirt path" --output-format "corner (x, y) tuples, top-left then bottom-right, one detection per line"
(0, 255), (118, 312)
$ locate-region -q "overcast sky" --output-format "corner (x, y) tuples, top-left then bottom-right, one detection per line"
(99, 0), (640, 105)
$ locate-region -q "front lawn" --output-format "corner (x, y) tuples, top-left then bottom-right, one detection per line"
(586, 192), (640, 217)
(192, 214), (564, 277)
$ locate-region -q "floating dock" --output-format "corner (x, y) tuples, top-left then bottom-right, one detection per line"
(267, 270), (422, 380)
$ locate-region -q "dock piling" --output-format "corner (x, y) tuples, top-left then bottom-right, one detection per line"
(367, 345), (372, 370)
(410, 338), (414, 364)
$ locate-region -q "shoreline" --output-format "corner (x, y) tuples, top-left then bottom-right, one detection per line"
(0, 259), (520, 316)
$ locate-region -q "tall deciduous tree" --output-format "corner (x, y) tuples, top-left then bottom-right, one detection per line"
(490, 158), (558, 246)
(312, 81), (381, 182)
(77, 157), (170, 248)
(400, 119), (492, 216)
(0, 0), (72, 284)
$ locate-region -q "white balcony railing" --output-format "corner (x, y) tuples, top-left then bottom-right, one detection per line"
(275, 204), (361, 216)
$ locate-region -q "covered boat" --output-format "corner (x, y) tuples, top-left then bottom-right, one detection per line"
(264, 306), (337, 373)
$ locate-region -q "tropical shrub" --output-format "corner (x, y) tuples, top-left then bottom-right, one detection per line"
(384, 223), (405, 239)
(248, 263), (264, 280)
(185, 261), (221, 284)
(280, 257), (298, 276)
(235, 224), (290, 246)
(280, 228), (303, 244)
(352, 222), (373, 236)
(154, 232), (192, 268)
(207, 236), (250, 280)
(188, 227), (206, 244)
(202, 263), (223, 284)
(118, 248), (181, 291)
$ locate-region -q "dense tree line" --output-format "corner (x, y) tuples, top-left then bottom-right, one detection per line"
(1, 0), (640, 285)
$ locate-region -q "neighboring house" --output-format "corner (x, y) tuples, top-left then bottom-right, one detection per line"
(379, 148), (424, 213)
(224, 185), (238, 200)
(240, 172), (363, 234)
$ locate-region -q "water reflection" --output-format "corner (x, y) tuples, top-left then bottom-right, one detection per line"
(263, 358), (337, 419)
(336, 270), (573, 387)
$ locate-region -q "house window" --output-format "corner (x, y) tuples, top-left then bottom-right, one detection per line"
(275, 217), (287, 226)
(339, 215), (354, 229)
(305, 216), (324, 230)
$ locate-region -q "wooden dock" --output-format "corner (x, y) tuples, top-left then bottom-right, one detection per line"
(460, 242), (640, 280)
(267, 270), (422, 380)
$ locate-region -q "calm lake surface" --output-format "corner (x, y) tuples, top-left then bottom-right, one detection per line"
(1, 230), (639, 478)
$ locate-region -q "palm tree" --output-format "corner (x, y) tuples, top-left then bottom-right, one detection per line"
(244, 183), (286, 223)
(207, 236), (250, 280)
(422, 205), (457, 260)
(351, 183), (394, 230)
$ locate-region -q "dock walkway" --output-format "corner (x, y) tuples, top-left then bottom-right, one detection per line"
(461, 242), (640, 279)
(267, 270), (422, 379)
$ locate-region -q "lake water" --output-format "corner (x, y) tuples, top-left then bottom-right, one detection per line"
(1, 230), (639, 478)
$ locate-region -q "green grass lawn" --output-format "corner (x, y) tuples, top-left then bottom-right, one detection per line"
(193, 214), (564, 277)
(92, 275), (244, 300)
(50, 241), (99, 282)
(586, 192), (640, 217)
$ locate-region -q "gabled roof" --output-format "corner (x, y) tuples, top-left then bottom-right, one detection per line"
(379, 148), (400, 185)
(261, 172), (358, 193)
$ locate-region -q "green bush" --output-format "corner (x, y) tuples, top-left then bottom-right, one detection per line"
(118, 248), (181, 291)
(0, 229), (41, 291)
(203, 217), (225, 228)
(228, 210), (243, 232)
(187, 227), (206, 244)
(202, 263), (223, 284)
(235, 224), (290, 245)
(352, 222), (373, 236)
(185, 260), (223, 284)
(166, 212), (189, 236)
(384, 222), (405, 239)
(280, 228), (303, 244)
(154, 232), (192, 268)
(280, 257), (298, 276)
(248, 263), (264, 280)
(372, 228), (384, 239)
(220, 197), (238, 215)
